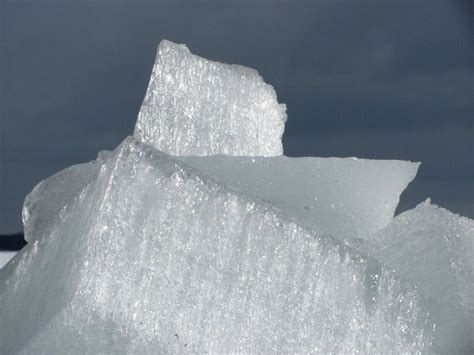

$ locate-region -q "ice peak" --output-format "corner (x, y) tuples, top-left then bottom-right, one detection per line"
(134, 39), (286, 156)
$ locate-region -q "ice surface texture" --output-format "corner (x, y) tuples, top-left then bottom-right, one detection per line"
(0, 138), (432, 354)
(135, 40), (286, 156)
(22, 157), (104, 243)
(181, 156), (419, 242)
(365, 200), (474, 353)
(21, 151), (111, 244)
(368, 199), (474, 313)
(2, 39), (472, 354)
(20, 155), (418, 249)
(0, 252), (16, 269)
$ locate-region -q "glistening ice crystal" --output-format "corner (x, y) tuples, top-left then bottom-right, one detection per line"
(135, 40), (286, 156)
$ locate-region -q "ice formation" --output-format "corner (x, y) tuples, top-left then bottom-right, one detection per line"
(0, 252), (15, 269)
(22, 155), (418, 245)
(180, 156), (419, 242)
(135, 40), (286, 156)
(364, 200), (474, 353)
(1, 40), (472, 354)
(22, 159), (103, 243)
(0, 138), (432, 353)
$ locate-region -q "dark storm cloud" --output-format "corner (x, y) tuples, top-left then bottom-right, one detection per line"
(455, 0), (474, 37)
(1, 0), (472, 232)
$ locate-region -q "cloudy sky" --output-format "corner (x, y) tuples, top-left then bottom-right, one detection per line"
(0, 0), (473, 233)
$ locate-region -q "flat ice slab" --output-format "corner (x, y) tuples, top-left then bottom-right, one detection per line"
(180, 155), (419, 241)
(22, 153), (418, 246)
(135, 40), (286, 156)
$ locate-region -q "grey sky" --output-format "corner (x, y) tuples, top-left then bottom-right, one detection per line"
(1, 0), (473, 233)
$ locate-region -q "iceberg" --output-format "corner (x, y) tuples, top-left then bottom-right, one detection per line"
(1, 39), (472, 354)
